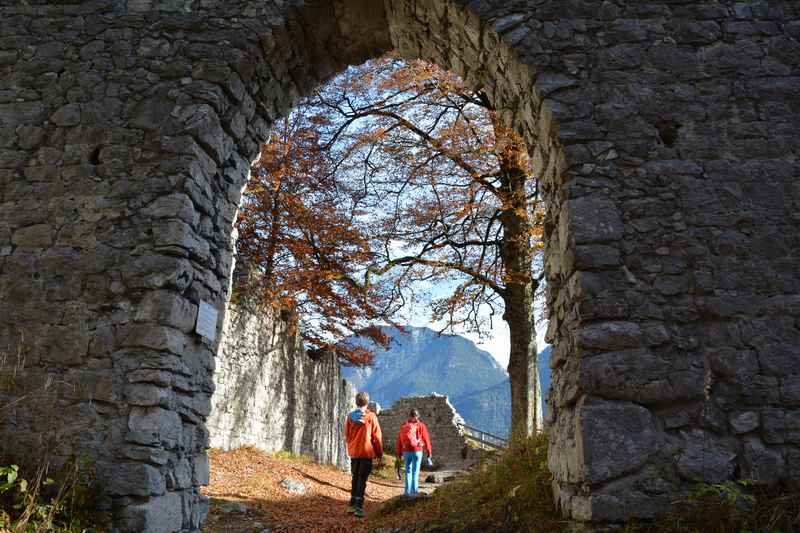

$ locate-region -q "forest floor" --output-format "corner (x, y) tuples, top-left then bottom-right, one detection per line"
(201, 447), (447, 533)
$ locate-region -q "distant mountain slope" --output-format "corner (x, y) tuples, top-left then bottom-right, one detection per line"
(341, 326), (508, 408)
(340, 326), (553, 438)
(450, 380), (510, 437)
(450, 345), (552, 438)
(539, 345), (552, 410)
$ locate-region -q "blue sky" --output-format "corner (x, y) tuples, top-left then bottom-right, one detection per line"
(395, 276), (548, 368)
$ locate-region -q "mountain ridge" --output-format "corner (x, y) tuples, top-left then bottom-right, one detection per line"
(340, 326), (508, 405)
(340, 326), (551, 438)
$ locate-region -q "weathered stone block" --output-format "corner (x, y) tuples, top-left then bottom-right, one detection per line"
(0, 102), (44, 125)
(758, 343), (800, 376)
(142, 193), (199, 227)
(117, 492), (183, 533)
(125, 383), (171, 407)
(576, 295), (629, 320)
(577, 322), (642, 352)
(107, 463), (166, 497)
(741, 436), (785, 485)
(569, 468), (675, 522)
(182, 341), (216, 375)
(42, 325), (90, 366)
(135, 290), (197, 333)
(127, 369), (173, 387)
(11, 224), (53, 249)
(654, 275), (688, 296)
(120, 445), (170, 466)
(173, 103), (234, 165)
(193, 454), (209, 486)
(641, 323), (670, 346)
(121, 254), (194, 291)
(50, 103), (81, 126)
(153, 219), (211, 260)
(572, 244), (621, 269)
(60, 370), (116, 403)
(581, 349), (703, 404)
(169, 458), (193, 490)
(118, 324), (190, 356)
(706, 347), (759, 377)
(730, 411), (759, 434)
(191, 494), (210, 529)
(177, 391), (212, 418)
(560, 196), (624, 246)
(128, 92), (176, 132)
(675, 429), (736, 482)
(577, 400), (663, 485)
(763, 408), (800, 444)
(127, 406), (182, 448)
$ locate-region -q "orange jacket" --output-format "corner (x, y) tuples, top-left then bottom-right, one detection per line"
(396, 420), (432, 456)
(345, 409), (383, 459)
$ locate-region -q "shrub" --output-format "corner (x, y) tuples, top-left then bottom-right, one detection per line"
(624, 480), (800, 533)
(373, 433), (563, 532)
(0, 456), (106, 533)
(374, 437), (800, 533)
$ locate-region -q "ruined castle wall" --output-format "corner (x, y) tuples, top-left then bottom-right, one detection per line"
(207, 305), (354, 470)
(379, 394), (470, 467)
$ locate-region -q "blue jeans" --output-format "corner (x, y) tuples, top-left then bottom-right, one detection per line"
(403, 451), (423, 495)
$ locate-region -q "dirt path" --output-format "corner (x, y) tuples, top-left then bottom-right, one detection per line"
(202, 447), (435, 533)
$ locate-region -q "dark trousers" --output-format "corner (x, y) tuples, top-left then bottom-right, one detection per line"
(350, 457), (373, 508)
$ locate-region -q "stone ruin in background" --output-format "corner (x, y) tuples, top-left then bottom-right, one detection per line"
(379, 393), (492, 467)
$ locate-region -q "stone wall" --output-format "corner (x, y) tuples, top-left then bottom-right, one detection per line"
(0, 0), (798, 530)
(536, 3), (800, 523)
(379, 394), (471, 467)
(207, 305), (354, 470)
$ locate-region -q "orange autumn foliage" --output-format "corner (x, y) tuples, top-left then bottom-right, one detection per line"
(237, 54), (544, 421)
(236, 116), (391, 366)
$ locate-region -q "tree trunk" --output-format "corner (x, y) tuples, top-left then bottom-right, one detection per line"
(504, 286), (541, 438)
(496, 125), (542, 438)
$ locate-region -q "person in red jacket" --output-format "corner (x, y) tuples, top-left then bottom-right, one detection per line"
(345, 391), (383, 517)
(395, 408), (432, 495)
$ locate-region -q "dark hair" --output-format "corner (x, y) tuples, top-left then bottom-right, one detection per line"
(409, 409), (419, 418)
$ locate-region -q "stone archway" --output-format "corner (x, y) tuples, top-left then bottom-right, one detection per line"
(1, 1), (798, 530)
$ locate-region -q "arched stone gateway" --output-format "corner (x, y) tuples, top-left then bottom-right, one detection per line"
(0, 0), (798, 530)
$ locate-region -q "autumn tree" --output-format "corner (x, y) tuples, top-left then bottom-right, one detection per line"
(238, 56), (544, 435)
(235, 114), (393, 366)
(305, 57), (545, 436)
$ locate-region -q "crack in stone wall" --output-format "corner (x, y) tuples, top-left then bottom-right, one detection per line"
(0, 0), (798, 530)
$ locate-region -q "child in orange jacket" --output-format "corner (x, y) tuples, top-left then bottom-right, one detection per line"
(345, 391), (383, 517)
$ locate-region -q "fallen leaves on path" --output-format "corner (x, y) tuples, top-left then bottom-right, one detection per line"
(202, 447), (406, 533)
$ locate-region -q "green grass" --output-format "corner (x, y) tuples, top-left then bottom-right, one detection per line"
(372, 433), (563, 532)
(370, 456), (402, 481)
(372, 436), (800, 533)
(270, 449), (315, 464)
(626, 481), (800, 533)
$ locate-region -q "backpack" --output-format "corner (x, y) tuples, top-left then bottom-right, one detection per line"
(405, 422), (422, 449)
(349, 409), (364, 424)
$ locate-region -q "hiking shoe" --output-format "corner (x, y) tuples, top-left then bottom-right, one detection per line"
(346, 505), (356, 514)
(354, 507), (365, 518)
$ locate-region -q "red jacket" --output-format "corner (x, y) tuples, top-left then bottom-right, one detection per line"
(345, 409), (383, 459)
(396, 420), (432, 456)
